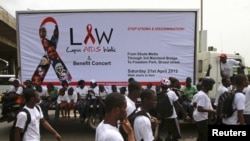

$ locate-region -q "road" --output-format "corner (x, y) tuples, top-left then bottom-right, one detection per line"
(0, 107), (197, 141)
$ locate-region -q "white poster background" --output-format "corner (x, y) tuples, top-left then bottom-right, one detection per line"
(17, 11), (197, 86)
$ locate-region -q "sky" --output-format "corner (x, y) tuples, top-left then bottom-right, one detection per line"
(1, 0), (250, 66)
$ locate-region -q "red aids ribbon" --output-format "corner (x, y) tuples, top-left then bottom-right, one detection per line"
(40, 17), (57, 27)
(84, 24), (95, 44)
(31, 17), (72, 86)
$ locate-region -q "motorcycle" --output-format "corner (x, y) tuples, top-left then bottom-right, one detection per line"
(84, 103), (104, 130)
(0, 92), (23, 123)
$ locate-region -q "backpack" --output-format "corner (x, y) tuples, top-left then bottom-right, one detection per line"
(217, 91), (239, 119)
(9, 105), (40, 141)
(119, 109), (150, 141)
(129, 110), (150, 128)
(156, 90), (173, 118)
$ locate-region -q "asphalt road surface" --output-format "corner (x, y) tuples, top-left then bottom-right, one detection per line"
(0, 106), (197, 141)
(0, 119), (197, 141)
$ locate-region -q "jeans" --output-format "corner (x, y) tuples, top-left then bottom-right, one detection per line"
(77, 99), (90, 118)
(182, 100), (192, 118)
(39, 100), (50, 120)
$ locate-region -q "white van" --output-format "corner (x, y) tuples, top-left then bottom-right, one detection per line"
(0, 74), (15, 93)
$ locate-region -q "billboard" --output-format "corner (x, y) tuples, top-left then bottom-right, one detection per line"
(17, 10), (198, 86)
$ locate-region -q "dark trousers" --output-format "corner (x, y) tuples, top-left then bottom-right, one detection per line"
(160, 118), (181, 141)
(77, 99), (91, 118)
(39, 100), (50, 120)
(244, 114), (250, 125)
(195, 119), (208, 141)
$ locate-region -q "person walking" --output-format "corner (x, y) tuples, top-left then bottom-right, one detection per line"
(243, 74), (250, 124)
(95, 92), (135, 141)
(14, 88), (62, 141)
(222, 74), (248, 125)
(120, 80), (142, 141)
(192, 77), (216, 141)
(159, 78), (190, 141)
(214, 77), (231, 107)
(126, 81), (142, 117)
(133, 89), (159, 141)
(213, 77), (231, 124)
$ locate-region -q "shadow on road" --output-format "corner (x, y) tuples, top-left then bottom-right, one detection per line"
(40, 118), (96, 141)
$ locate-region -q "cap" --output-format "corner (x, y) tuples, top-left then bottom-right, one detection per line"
(16, 79), (21, 83)
(8, 77), (15, 82)
(219, 53), (227, 58)
(90, 79), (96, 83)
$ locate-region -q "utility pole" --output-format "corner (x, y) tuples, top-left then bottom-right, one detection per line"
(201, 0), (203, 32)
(199, 0), (204, 52)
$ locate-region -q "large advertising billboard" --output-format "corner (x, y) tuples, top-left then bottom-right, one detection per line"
(17, 10), (198, 86)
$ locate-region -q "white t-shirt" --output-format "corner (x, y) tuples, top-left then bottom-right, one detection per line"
(16, 105), (43, 141)
(75, 87), (88, 99)
(165, 89), (178, 119)
(6, 85), (23, 95)
(98, 90), (108, 100)
(7, 85), (15, 93)
(191, 93), (198, 106)
(193, 90), (213, 122)
(133, 108), (154, 141)
(95, 121), (124, 141)
(38, 86), (48, 103)
(37, 86), (47, 97)
(67, 90), (78, 103)
(220, 59), (239, 77)
(125, 96), (136, 116)
(214, 85), (229, 106)
(88, 86), (99, 100)
(57, 93), (70, 104)
(243, 85), (250, 115)
(15, 86), (24, 95)
(222, 92), (245, 125)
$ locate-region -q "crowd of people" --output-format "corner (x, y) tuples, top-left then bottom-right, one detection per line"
(0, 78), (127, 123)
(0, 53), (250, 141)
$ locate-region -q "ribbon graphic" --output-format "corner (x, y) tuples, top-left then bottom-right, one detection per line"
(84, 24), (95, 44)
(31, 17), (72, 86)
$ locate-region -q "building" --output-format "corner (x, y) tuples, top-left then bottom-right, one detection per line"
(0, 6), (17, 74)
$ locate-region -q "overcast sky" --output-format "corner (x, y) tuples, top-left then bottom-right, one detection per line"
(1, 0), (250, 66)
